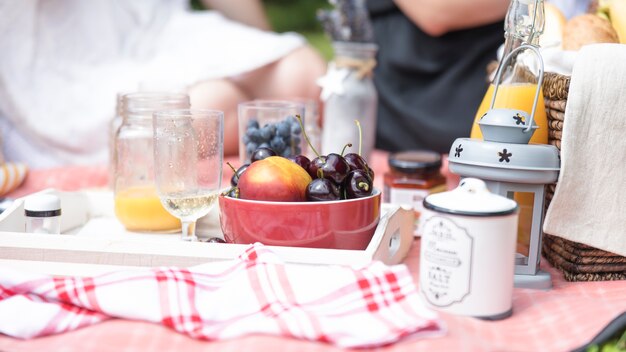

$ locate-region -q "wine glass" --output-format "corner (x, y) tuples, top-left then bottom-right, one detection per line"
(153, 109), (223, 241)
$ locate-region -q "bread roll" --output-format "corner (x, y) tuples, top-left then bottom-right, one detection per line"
(540, 3), (567, 47)
(610, 0), (626, 44)
(562, 14), (620, 51)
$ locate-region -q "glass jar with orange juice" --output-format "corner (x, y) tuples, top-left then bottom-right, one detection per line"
(114, 92), (189, 232)
(470, 0), (547, 144)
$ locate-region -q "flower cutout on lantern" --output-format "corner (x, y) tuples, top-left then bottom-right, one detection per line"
(316, 62), (350, 100)
(498, 149), (512, 163)
(513, 113), (526, 125)
(454, 144), (464, 158)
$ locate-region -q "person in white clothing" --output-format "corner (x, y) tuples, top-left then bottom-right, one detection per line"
(0, 0), (326, 167)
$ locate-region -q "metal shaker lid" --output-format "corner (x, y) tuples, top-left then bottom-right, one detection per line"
(423, 178), (517, 217)
(24, 194), (62, 217)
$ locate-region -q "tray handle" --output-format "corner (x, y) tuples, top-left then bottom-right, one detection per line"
(371, 206), (414, 265)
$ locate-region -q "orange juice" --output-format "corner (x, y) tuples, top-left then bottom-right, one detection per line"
(470, 83), (548, 144)
(114, 186), (180, 232)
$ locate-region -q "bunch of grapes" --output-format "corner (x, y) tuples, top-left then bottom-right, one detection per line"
(242, 116), (302, 160)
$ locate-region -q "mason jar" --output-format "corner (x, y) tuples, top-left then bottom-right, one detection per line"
(113, 92), (189, 232)
(321, 41), (378, 160)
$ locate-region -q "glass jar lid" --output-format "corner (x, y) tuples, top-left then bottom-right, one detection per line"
(424, 178), (517, 217)
(122, 92), (190, 118)
(388, 150), (441, 174)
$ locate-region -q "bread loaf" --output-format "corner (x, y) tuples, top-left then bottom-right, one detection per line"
(562, 14), (620, 51)
(540, 3), (567, 47)
(610, 0), (626, 43)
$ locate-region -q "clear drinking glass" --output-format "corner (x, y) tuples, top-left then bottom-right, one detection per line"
(290, 98), (321, 160)
(153, 109), (224, 241)
(238, 100), (305, 164)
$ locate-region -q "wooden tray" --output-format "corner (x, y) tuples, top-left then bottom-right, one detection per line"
(0, 190), (414, 276)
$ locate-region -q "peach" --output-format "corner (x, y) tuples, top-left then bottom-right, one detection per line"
(238, 156), (312, 202)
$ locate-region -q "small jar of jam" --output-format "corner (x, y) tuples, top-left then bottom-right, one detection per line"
(383, 151), (447, 232)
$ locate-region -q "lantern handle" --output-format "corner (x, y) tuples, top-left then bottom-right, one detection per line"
(489, 44), (544, 133)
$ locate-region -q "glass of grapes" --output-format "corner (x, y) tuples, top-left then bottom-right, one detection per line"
(153, 109), (223, 241)
(237, 100), (305, 164)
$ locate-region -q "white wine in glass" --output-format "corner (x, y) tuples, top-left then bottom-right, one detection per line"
(153, 109), (224, 241)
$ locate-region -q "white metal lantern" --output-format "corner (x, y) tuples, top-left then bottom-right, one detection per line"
(448, 45), (560, 289)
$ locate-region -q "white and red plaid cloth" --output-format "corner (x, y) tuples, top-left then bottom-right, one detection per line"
(0, 243), (443, 348)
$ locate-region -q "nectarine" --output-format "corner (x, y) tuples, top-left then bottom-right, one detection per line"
(238, 156), (312, 202)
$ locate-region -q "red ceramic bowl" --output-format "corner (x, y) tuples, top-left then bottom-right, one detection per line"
(219, 190), (381, 250)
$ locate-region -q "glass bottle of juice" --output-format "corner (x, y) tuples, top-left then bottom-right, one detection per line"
(471, 0), (547, 144)
(471, 0), (546, 259)
(114, 92), (189, 232)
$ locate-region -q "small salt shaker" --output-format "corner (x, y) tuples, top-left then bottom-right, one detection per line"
(24, 194), (61, 234)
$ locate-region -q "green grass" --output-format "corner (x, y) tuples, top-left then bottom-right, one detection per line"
(264, 0), (333, 61)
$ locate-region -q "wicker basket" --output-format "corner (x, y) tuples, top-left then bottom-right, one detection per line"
(541, 72), (626, 281)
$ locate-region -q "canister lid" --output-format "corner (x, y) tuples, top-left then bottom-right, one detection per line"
(24, 194), (61, 217)
(423, 178), (517, 217)
(388, 150), (441, 174)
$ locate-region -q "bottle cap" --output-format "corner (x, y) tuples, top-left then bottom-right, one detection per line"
(24, 194), (61, 217)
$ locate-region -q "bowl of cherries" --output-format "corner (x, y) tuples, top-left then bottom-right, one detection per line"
(219, 117), (380, 250)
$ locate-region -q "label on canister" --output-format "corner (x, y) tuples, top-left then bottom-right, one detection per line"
(420, 215), (473, 308)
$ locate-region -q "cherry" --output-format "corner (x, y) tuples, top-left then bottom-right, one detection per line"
(287, 154), (311, 171)
(225, 186), (240, 198)
(230, 163), (249, 186)
(322, 153), (350, 184)
(251, 147), (277, 162)
(368, 167), (375, 181)
(343, 169), (373, 199)
(202, 237), (227, 243)
(294, 115), (353, 190)
(344, 152), (367, 171)
(343, 153), (373, 179)
(306, 178), (341, 201)
(307, 156), (325, 179)
(309, 153), (350, 185)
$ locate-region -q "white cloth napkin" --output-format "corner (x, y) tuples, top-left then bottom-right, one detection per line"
(543, 44), (626, 257)
(0, 243), (443, 348)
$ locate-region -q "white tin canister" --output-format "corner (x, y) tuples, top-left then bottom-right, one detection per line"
(419, 178), (518, 320)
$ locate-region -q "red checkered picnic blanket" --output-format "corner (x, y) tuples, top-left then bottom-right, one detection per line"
(0, 243), (443, 348)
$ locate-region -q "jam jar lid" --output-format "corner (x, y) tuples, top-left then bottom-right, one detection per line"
(423, 178), (517, 217)
(388, 150), (441, 174)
